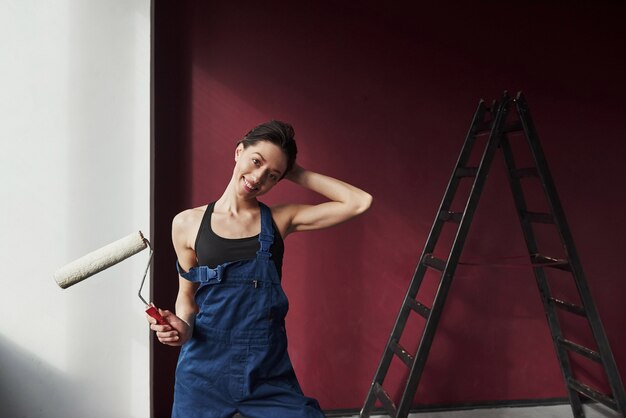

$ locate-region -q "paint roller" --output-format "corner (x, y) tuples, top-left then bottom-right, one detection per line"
(54, 231), (167, 325)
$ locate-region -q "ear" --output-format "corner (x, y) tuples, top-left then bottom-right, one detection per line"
(235, 143), (244, 162)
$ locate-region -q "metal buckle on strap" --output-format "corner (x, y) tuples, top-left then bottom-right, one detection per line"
(197, 264), (223, 284)
(176, 261), (224, 284)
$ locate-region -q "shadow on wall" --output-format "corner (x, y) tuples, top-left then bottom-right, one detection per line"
(0, 334), (92, 418)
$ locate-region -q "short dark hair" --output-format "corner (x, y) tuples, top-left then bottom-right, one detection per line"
(238, 120), (297, 178)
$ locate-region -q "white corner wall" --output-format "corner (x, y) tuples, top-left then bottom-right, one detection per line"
(0, 1), (152, 417)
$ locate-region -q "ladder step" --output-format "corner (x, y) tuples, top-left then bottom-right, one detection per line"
(438, 210), (463, 223)
(550, 297), (586, 317)
(406, 298), (431, 319)
(390, 339), (415, 368)
(423, 254), (446, 271)
(531, 254), (571, 271)
(568, 378), (618, 411)
(523, 211), (554, 224)
(361, 94), (626, 418)
(557, 337), (601, 363)
(374, 382), (398, 417)
(511, 167), (539, 179)
(455, 167), (478, 178)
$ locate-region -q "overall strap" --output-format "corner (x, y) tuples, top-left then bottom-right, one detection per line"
(257, 202), (274, 258)
(176, 260), (225, 284)
(178, 203), (275, 282)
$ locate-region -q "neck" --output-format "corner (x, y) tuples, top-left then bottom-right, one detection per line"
(215, 178), (259, 214)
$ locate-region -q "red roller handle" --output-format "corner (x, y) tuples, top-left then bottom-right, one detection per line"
(146, 306), (168, 326)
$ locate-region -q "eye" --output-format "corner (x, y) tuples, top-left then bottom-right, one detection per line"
(252, 158), (260, 166)
(269, 174), (278, 182)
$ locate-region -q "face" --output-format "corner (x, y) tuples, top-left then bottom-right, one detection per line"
(233, 141), (288, 198)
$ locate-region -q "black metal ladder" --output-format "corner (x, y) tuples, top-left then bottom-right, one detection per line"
(360, 92), (626, 418)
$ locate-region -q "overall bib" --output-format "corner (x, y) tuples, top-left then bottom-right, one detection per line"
(173, 203), (325, 418)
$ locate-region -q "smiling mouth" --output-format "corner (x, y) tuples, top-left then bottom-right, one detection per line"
(243, 177), (259, 191)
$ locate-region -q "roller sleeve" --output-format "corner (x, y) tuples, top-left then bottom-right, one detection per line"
(54, 231), (148, 289)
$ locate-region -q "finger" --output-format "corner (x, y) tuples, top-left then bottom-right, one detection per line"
(156, 329), (179, 338)
(158, 336), (180, 343)
(157, 332), (180, 343)
(158, 308), (172, 318)
(150, 324), (172, 332)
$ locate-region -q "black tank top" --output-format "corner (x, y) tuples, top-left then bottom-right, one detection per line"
(194, 202), (284, 275)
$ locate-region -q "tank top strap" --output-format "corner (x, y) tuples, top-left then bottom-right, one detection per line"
(257, 202), (274, 258)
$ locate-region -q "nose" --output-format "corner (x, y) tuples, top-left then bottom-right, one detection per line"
(251, 169), (268, 185)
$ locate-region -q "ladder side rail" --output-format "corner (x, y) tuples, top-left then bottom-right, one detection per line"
(411, 99), (491, 291)
(360, 263), (430, 417)
(516, 94), (626, 414)
(360, 101), (489, 418)
(500, 135), (584, 417)
(396, 97), (513, 417)
(436, 100), (491, 217)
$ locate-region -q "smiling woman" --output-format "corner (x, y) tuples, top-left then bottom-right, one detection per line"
(147, 120), (372, 418)
(235, 139), (289, 196)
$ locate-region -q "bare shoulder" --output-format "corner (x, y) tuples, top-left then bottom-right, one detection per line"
(172, 205), (208, 249)
(270, 203), (308, 238)
(173, 206), (206, 229)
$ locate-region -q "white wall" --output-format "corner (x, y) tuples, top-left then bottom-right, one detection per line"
(0, 1), (151, 417)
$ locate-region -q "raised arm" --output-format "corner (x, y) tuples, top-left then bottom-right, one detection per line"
(274, 164), (372, 237)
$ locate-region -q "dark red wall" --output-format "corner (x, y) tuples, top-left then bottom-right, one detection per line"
(154, 1), (626, 414)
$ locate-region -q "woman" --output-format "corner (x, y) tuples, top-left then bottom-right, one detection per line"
(148, 120), (372, 418)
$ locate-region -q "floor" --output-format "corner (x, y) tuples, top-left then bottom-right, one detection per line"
(337, 403), (621, 417)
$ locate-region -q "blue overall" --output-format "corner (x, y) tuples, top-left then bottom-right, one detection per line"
(172, 203), (325, 418)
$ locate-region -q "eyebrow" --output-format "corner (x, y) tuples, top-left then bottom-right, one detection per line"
(252, 152), (283, 176)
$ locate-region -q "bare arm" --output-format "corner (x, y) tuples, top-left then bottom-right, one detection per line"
(274, 164), (372, 237)
(148, 210), (200, 346)
(172, 211), (200, 326)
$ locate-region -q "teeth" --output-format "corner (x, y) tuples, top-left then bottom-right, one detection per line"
(244, 178), (258, 190)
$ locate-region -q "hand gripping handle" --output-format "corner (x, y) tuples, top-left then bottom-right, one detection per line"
(145, 305), (168, 326)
